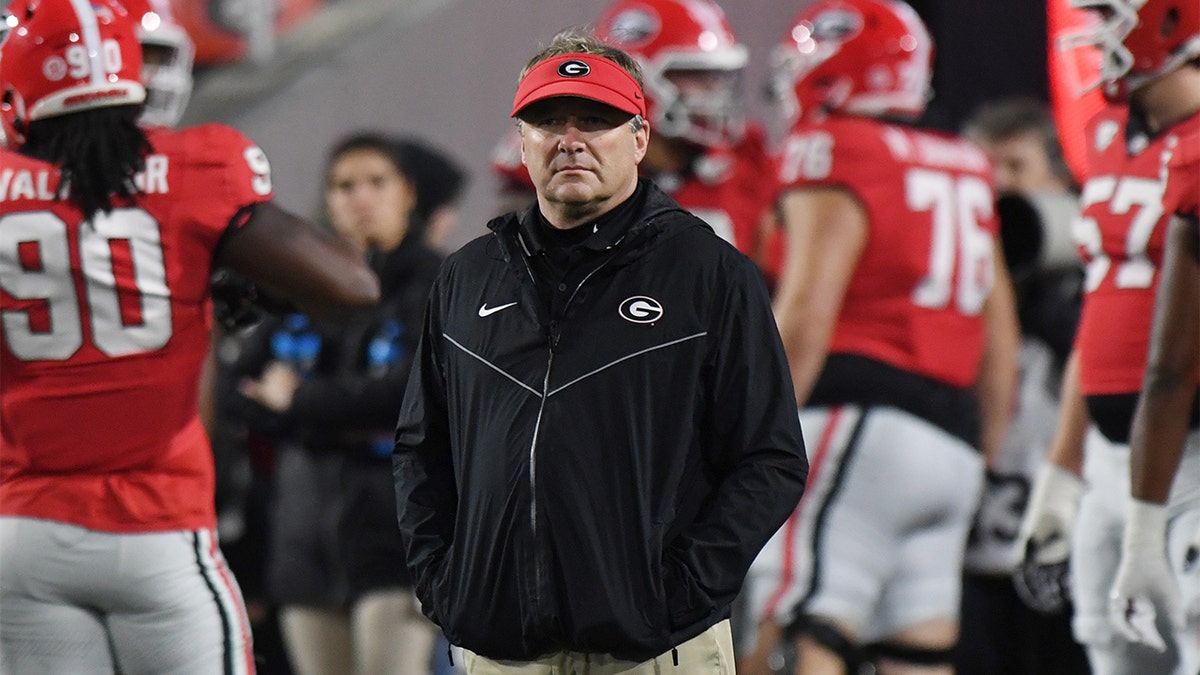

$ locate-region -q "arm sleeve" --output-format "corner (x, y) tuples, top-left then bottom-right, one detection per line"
(664, 255), (809, 626)
(392, 274), (458, 611)
(188, 124), (276, 245)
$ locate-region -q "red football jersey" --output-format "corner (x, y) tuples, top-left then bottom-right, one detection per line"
(778, 115), (1000, 388)
(663, 125), (784, 285)
(1074, 108), (1200, 395)
(0, 123), (274, 532)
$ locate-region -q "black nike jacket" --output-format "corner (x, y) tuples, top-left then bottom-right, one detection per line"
(393, 180), (807, 662)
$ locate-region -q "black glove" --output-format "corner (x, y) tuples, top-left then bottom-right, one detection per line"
(210, 268), (294, 330)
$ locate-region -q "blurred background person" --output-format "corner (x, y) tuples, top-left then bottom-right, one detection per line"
(964, 97), (1076, 196)
(125, 0), (195, 129)
(954, 96), (1089, 675)
(739, 1), (1020, 673)
(230, 132), (454, 675)
(1015, 0), (1200, 673)
(389, 138), (467, 255)
(490, 0), (783, 289)
(0, 0), (379, 671)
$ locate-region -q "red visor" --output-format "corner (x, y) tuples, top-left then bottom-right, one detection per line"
(511, 53), (646, 118)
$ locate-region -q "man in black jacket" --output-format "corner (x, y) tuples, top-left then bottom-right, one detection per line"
(393, 29), (808, 674)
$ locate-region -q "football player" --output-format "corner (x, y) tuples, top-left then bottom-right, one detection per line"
(739, 1), (1020, 673)
(1017, 1), (1200, 673)
(491, 0), (784, 288)
(0, 0), (379, 672)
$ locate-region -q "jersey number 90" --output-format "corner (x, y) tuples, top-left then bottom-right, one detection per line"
(1, 208), (173, 361)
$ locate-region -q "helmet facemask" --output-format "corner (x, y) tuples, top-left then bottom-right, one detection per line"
(646, 47), (748, 148)
(135, 10), (194, 127)
(1062, 0), (1200, 99)
(1059, 0), (1139, 97)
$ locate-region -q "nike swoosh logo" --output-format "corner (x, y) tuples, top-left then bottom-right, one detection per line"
(478, 301), (518, 317)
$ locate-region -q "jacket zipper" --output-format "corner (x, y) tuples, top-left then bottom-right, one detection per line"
(527, 352), (552, 621)
(523, 237), (626, 623)
(515, 245), (556, 622)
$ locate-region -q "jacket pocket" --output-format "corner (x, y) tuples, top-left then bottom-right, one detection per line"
(415, 550), (452, 625)
(661, 549), (715, 630)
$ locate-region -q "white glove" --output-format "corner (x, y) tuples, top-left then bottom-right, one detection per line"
(1015, 463), (1086, 564)
(1108, 499), (1184, 652)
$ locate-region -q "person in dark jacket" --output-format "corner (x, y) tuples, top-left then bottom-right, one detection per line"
(234, 133), (456, 674)
(393, 29), (808, 674)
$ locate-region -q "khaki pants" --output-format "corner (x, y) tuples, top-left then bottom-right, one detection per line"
(462, 619), (734, 674)
(280, 589), (438, 675)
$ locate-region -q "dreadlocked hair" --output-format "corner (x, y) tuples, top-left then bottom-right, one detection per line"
(21, 105), (152, 217)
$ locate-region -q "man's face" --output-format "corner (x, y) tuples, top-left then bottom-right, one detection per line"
(981, 130), (1066, 196)
(519, 96), (649, 225)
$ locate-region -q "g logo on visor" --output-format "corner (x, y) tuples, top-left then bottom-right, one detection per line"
(558, 60), (591, 77)
(619, 296), (664, 324)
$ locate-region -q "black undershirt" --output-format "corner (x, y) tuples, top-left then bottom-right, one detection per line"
(1087, 391), (1200, 445)
(524, 184), (647, 316)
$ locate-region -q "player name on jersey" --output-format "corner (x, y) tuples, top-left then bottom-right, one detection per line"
(0, 168), (57, 201)
(881, 126), (991, 172)
(0, 155), (170, 202)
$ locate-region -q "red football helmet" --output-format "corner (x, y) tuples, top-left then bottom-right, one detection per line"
(1059, 0), (1199, 99)
(769, 0), (933, 127)
(122, 0), (194, 127)
(0, 0), (145, 129)
(594, 0), (748, 148)
(490, 128), (535, 192)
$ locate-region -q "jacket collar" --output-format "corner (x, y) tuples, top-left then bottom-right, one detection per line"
(487, 179), (701, 264)
(517, 181), (647, 256)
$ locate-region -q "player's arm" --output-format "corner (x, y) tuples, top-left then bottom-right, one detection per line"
(1108, 214), (1198, 648)
(976, 245), (1021, 468)
(215, 201), (380, 322)
(753, 207), (779, 287)
(1014, 348), (1088, 565)
(1129, 214), (1199, 503)
(771, 186), (867, 406)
